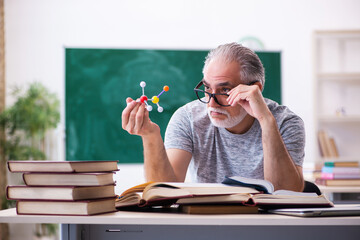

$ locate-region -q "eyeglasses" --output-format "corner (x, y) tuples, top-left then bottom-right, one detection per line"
(193, 80), (259, 107)
(193, 80), (231, 107)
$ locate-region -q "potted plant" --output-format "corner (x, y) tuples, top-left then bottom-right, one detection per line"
(0, 82), (60, 239)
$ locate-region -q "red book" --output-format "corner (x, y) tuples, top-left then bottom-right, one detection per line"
(7, 185), (116, 201)
(22, 172), (115, 186)
(7, 160), (119, 173)
(16, 198), (116, 216)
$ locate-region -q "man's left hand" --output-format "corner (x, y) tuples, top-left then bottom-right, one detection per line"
(226, 83), (272, 123)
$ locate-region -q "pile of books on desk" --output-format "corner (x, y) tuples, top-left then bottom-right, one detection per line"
(315, 161), (360, 186)
(115, 176), (334, 214)
(6, 160), (119, 216)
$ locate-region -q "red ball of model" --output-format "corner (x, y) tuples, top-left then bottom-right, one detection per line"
(140, 95), (148, 103)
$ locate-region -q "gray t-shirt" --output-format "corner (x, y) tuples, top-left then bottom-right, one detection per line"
(164, 98), (305, 183)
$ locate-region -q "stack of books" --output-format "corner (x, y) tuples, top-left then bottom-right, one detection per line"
(315, 161), (360, 186)
(6, 160), (119, 216)
(115, 176), (333, 214)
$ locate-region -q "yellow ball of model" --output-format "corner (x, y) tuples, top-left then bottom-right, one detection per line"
(152, 96), (159, 104)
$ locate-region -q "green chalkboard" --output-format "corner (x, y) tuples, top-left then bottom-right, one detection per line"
(65, 49), (281, 163)
(257, 52), (282, 104)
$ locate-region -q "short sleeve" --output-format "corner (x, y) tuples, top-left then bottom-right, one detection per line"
(164, 107), (193, 154)
(279, 115), (306, 167)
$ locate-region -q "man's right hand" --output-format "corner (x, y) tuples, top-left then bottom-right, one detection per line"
(122, 97), (191, 182)
(121, 97), (160, 137)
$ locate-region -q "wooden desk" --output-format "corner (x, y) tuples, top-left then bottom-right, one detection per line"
(1, 208), (360, 240)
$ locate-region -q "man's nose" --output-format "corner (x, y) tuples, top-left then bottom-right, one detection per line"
(207, 95), (218, 107)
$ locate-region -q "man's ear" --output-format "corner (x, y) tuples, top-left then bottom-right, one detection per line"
(254, 81), (263, 91)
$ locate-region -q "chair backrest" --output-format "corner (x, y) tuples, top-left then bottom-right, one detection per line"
(303, 181), (322, 195)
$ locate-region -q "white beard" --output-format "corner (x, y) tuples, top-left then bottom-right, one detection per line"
(207, 107), (247, 128)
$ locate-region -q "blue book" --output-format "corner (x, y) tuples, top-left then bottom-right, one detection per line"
(321, 166), (334, 173)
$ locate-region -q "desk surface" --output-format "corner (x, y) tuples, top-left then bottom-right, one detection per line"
(1, 208), (360, 226)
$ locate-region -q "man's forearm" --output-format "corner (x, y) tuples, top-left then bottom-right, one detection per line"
(142, 132), (178, 182)
(260, 115), (304, 191)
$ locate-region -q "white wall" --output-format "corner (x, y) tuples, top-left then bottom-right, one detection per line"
(4, 0), (360, 191)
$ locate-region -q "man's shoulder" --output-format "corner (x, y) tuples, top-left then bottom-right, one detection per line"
(266, 98), (294, 115)
(265, 98), (304, 125)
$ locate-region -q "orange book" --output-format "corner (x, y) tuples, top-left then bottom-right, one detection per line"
(316, 178), (360, 186)
(335, 162), (359, 167)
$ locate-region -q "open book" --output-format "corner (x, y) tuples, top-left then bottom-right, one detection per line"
(176, 191), (333, 209)
(115, 181), (260, 208)
(205, 176), (333, 208)
(116, 177), (333, 209)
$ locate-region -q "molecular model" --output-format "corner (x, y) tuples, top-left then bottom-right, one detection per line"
(139, 81), (169, 112)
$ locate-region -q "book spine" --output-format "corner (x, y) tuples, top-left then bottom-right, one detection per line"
(321, 166), (334, 173)
(318, 130), (331, 158)
(316, 178), (360, 186)
(324, 162), (334, 167)
(15, 201), (20, 215)
(16, 210), (117, 216)
(7, 162), (12, 172)
(22, 173), (27, 185)
(335, 163), (359, 167)
(333, 174), (360, 179)
(315, 178), (327, 186)
(325, 161), (359, 167)
(320, 172), (334, 179)
(329, 138), (339, 158)
(318, 131), (339, 158)
(321, 166), (360, 174)
(5, 186), (10, 200)
(332, 167), (360, 174)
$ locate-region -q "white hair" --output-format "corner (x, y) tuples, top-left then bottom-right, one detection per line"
(203, 42), (265, 88)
